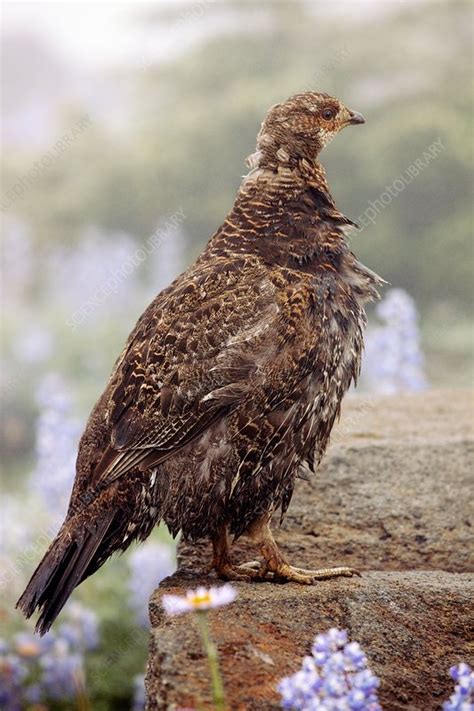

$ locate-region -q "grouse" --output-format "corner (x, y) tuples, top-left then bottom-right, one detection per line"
(18, 92), (383, 634)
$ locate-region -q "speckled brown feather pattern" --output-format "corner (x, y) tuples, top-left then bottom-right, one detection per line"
(18, 92), (383, 632)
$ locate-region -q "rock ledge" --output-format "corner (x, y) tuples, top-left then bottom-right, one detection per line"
(146, 391), (474, 710)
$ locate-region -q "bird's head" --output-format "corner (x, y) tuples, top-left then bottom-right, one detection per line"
(253, 91), (365, 169)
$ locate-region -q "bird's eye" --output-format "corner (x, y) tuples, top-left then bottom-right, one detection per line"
(321, 108), (336, 121)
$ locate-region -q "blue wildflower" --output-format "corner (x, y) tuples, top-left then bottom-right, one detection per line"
(24, 683), (42, 703)
(2, 603), (98, 708)
(39, 645), (84, 700)
(344, 642), (367, 671)
(128, 542), (175, 626)
(132, 673), (146, 711)
(443, 663), (474, 710)
(31, 374), (82, 516)
(278, 628), (381, 711)
(47, 229), (137, 317)
(0, 651), (28, 711)
(58, 601), (99, 651)
(363, 288), (428, 394)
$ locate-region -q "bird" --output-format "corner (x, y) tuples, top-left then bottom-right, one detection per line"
(17, 91), (383, 634)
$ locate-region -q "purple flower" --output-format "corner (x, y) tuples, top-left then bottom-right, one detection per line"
(443, 663), (474, 710)
(363, 288), (428, 394)
(31, 374), (82, 516)
(58, 601), (99, 651)
(24, 684), (42, 703)
(132, 673), (146, 711)
(47, 229), (139, 319)
(344, 642), (367, 670)
(278, 628), (381, 710)
(0, 651), (28, 711)
(39, 643), (84, 700)
(1, 602), (99, 708)
(128, 542), (176, 626)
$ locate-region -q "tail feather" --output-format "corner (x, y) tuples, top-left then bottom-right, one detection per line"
(16, 512), (115, 635)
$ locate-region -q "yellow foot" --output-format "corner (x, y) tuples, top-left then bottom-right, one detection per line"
(265, 563), (361, 584)
(218, 560), (360, 584)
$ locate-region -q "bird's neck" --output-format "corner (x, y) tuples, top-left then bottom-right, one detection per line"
(245, 150), (333, 196)
(239, 155), (337, 212)
(201, 159), (355, 270)
(251, 128), (324, 174)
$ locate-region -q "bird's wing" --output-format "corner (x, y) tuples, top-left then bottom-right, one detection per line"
(91, 258), (324, 487)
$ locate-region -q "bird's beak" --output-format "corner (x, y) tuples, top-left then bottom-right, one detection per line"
(347, 110), (365, 125)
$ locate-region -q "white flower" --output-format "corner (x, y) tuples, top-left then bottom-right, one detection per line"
(162, 584), (236, 616)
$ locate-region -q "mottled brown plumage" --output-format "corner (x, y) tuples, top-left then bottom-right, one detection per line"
(18, 92), (383, 633)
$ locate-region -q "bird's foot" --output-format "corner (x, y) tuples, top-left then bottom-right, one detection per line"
(228, 559), (360, 584)
(209, 526), (265, 581)
(210, 521), (361, 585)
(214, 560), (264, 582)
(266, 562), (361, 584)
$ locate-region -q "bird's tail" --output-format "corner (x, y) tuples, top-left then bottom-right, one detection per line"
(16, 511), (115, 635)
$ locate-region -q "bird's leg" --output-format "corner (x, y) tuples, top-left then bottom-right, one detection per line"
(209, 524), (261, 581)
(246, 515), (360, 584)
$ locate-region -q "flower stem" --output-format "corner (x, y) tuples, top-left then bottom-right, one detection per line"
(195, 610), (226, 711)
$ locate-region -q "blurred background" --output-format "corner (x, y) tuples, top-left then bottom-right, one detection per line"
(1, 0), (473, 708)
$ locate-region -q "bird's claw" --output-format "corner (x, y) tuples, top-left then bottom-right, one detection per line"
(266, 564), (361, 584)
(214, 561), (265, 582)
